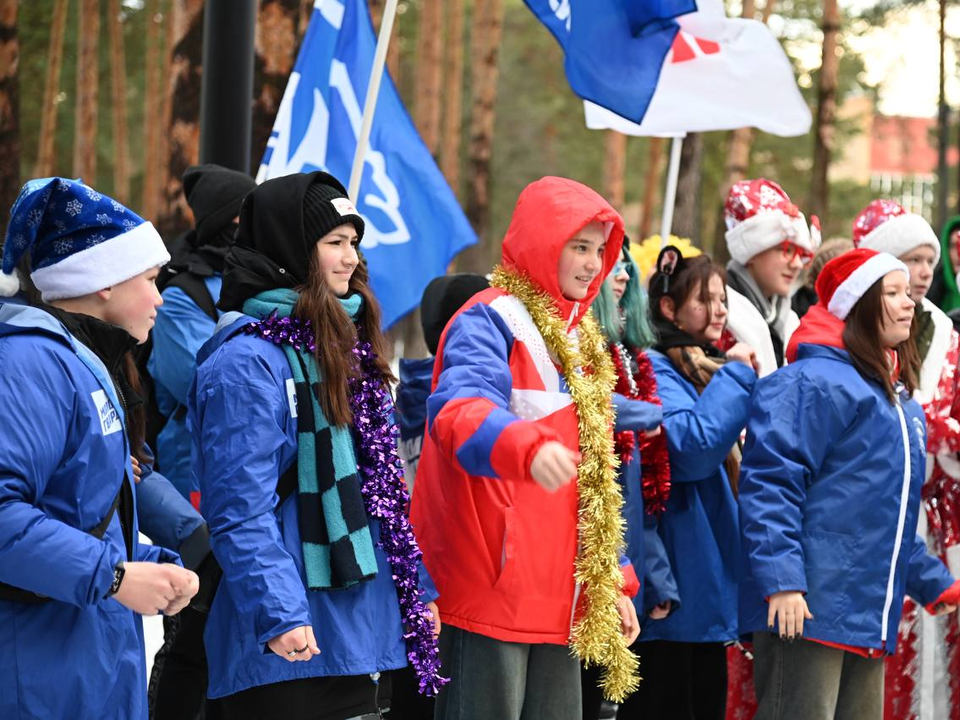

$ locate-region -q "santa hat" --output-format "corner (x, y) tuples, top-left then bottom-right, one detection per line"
(816, 248), (909, 321)
(852, 199), (940, 263)
(724, 178), (816, 264)
(1, 177), (170, 301)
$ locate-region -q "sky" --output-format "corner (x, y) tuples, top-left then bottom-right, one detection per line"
(815, 0), (957, 118)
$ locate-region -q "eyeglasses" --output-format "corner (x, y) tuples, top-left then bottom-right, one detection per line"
(780, 241), (814, 266)
(609, 261), (628, 277)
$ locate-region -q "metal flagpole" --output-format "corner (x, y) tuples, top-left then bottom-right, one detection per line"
(348, 0), (400, 203)
(659, 134), (685, 247)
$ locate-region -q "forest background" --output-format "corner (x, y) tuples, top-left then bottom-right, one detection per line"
(0, 0), (953, 332)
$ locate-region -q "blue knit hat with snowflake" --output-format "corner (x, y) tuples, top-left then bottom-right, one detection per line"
(1, 177), (170, 301)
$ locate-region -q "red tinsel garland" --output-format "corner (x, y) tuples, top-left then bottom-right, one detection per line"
(610, 343), (672, 514)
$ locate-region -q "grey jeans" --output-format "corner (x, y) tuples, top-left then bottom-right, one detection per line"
(753, 632), (884, 720)
(433, 626), (581, 720)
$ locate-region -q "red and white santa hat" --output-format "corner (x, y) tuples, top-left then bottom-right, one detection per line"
(816, 248), (909, 320)
(852, 199), (939, 262)
(724, 178), (816, 264)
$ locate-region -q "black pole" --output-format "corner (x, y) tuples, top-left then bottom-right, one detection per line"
(199, 0), (257, 174)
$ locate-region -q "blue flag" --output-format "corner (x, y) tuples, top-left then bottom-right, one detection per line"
(523, 0), (697, 124)
(258, 0), (477, 329)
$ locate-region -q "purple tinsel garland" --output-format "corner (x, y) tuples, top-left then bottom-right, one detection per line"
(244, 314), (447, 695)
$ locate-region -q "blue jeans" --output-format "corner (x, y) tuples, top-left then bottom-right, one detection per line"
(434, 626), (581, 720)
(753, 632), (884, 720)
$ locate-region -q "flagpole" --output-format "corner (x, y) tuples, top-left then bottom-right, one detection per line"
(659, 135), (684, 247)
(348, 0), (399, 203)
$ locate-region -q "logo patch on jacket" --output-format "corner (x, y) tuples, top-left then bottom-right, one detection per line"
(91, 389), (122, 436)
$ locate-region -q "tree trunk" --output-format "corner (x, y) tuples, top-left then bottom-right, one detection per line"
(157, 0), (176, 216)
(156, 0), (204, 237)
(603, 131), (627, 211)
(457, 0), (503, 273)
(141, 0), (162, 219)
(252, 0), (300, 174)
(34, 0), (69, 178)
(0, 0), (18, 238)
(413, 0), (443, 154)
(672, 133), (703, 242)
(73, 0), (100, 182)
(639, 137), (664, 241)
(809, 0), (840, 226)
(440, 0), (465, 195)
(713, 0), (760, 258)
(108, 0), (129, 203)
(368, 0), (400, 83)
(299, 0), (313, 40)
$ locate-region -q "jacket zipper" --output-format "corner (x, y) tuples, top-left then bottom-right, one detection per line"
(882, 402), (913, 645)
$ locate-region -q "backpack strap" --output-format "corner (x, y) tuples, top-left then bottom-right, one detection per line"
(165, 271), (218, 323)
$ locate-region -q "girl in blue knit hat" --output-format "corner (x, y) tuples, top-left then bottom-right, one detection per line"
(0, 177), (200, 720)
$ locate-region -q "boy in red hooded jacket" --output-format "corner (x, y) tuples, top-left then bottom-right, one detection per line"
(411, 177), (660, 720)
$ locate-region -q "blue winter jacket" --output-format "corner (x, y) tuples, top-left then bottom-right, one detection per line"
(148, 276), (222, 498)
(739, 344), (955, 652)
(396, 357), (433, 493)
(135, 448), (206, 562)
(640, 351), (757, 642)
(189, 317), (438, 699)
(0, 304), (178, 720)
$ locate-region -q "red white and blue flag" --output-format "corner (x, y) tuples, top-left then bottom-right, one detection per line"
(523, 0), (697, 124)
(525, 0), (811, 137)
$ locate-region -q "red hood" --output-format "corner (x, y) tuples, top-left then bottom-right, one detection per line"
(500, 176), (624, 329)
(785, 303), (845, 363)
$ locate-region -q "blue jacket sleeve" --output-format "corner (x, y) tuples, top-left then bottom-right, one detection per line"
(428, 304), (560, 481)
(194, 368), (310, 647)
(904, 532), (955, 606)
(0, 358), (123, 605)
(149, 285), (217, 407)
(739, 374), (842, 599)
(613, 394), (663, 433)
(136, 543), (182, 565)
(653, 356), (756, 482)
(642, 512), (680, 613)
(135, 445), (205, 552)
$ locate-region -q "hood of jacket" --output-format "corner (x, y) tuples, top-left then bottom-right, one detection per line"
(939, 214), (960, 312)
(785, 303), (845, 363)
(500, 176), (624, 329)
(219, 171), (346, 311)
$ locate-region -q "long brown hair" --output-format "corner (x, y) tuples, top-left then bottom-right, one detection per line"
(843, 279), (919, 403)
(293, 251), (395, 426)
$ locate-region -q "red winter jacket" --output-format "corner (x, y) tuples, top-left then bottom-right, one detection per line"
(410, 177), (631, 645)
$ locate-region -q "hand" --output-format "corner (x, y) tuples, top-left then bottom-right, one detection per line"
(642, 426), (661, 438)
(617, 595), (641, 645)
(112, 562), (200, 616)
(162, 568), (199, 615)
(726, 342), (758, 371)
(933, 602), (958, 615)
(768, 591), (813, 639)
(131, 456), (142, 484)
(267, 626), (321, 662)
(530, 442), (580, 492)
(426, 601), (441, 636)
(648, 600), (671, 620)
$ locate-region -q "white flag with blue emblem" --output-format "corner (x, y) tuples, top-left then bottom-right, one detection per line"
(258, 0), (477, 328)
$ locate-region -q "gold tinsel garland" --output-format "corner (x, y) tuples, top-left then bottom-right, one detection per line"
(490, 266), (640, 702)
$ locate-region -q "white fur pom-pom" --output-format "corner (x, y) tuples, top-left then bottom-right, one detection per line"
(0, 269), (21, 298)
